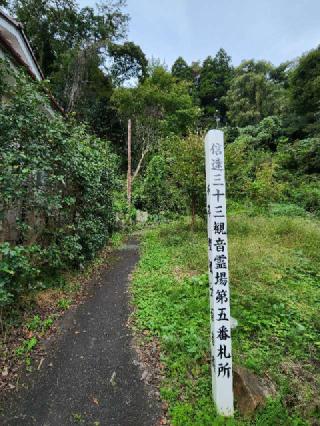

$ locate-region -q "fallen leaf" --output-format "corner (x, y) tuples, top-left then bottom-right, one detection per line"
(2, 366), (9, 377)
(92, 397), (99, 406)
(161, 402), (168, 411)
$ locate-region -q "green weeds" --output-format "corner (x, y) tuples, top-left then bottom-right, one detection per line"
(26, 314), (54, 333)
(57, 298), (71, 310)
(15, 336), (37, 357)
(14, 314), (55, 367)
(131, 213), (320, 425)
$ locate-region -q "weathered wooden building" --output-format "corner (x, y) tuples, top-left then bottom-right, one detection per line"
(0, 8), (43, 81)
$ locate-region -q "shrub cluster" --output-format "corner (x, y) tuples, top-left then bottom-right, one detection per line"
(134, 116), (320, 220)
(0, 62), (119, 309)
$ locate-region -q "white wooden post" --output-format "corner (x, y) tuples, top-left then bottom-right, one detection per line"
(205, 130), (234, 417)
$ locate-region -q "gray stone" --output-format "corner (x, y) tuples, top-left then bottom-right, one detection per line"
(136, 210), (149, 223)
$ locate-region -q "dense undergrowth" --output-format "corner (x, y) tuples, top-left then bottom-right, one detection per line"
(1, 3), (319, 423)
(0, 62), (119, 316)
(131, 207), (320, 425)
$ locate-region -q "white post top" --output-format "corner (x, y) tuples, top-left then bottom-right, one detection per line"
(205, 129), (224, 142)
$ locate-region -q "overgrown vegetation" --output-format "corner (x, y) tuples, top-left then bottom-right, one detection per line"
(131, 212), (320, 425)
(2, 1), (319, 221)
(0, 1), (319, 423)
(0, 62), (118, 313)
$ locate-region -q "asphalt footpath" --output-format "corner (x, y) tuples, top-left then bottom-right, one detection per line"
(0, 238), (160, 426)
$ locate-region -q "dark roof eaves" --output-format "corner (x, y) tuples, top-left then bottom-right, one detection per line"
(0, 8), (44, 79)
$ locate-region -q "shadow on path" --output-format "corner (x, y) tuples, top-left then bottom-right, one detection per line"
(1, 238), (160, 426)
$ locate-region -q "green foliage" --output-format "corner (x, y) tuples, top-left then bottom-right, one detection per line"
(108, 41), (148, 84)
(224, 117), (320, 214)
(0, 243), (42, 308)
(26, 314), (54, 332)
(132, 214), (320, 424)
(112, 66), (200, 179)
(168, 134), (206, 222)
(57, 298), (72, 310)
(133, 155), (186, 214)
(171, 57), (193, 82)
(290, 47), (320, 134)
(113, 65), (200, 134)
(199, 48), (233, 124)
(7, 0), (129, 75)
(225, 60), (285, 127)
(225, 131), (285, 204)
(237, 116), (285, 151)
(278, 137), (320, 174)
(0, 63), (119, 308)
(7, 0), (149, 144)
(291, 180), (320, 214)
(113, 186), (137, 225)
(268, 203), (307, 217)
(16, 336), (37, 357)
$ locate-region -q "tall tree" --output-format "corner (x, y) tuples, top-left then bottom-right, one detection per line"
(290, 47), (320, 135)
(171, 57), (193, 82)
(7, 0), (148, 140)
(169, 133), (205, 227)
(112, 66), (200, 177)
(7, 0), (129, 75)
(225, 60), (283, 127)
(107, 41), (148, 85)
(198, 48), (233, 125)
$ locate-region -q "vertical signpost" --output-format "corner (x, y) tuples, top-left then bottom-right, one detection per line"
(205, 130), (234, 417)
(127, 118), (132, 205)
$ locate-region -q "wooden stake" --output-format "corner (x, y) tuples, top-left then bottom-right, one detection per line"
(127, 119), (132, 205)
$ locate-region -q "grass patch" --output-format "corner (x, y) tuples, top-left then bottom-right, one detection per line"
(131, 212), (320, 425)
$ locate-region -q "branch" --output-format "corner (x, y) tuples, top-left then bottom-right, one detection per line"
(132, 146), (149, 182)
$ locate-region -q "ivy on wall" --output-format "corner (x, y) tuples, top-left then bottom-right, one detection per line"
(0, 61), (119, 309)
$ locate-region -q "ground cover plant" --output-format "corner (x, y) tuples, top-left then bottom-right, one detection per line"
(131, 209), (320, 425)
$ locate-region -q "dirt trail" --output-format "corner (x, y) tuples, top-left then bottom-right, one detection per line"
(0, 238), (160, 426)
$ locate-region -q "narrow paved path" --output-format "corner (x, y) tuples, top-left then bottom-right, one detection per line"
(1, 238), (160, 426)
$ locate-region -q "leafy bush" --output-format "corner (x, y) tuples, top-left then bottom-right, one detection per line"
(165, 134), (206, 223)
(247, 160), (286, 204)
(238, 115), (285, 151)
(133, 154), (186, 214)
(0, 61), (119, 308)
(292, 180), (320, 214)
(268, 203), (307, 217)
(0, 243), (42, 308)
(225, 133), (287, 204)
(278, 137), (320, 174)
